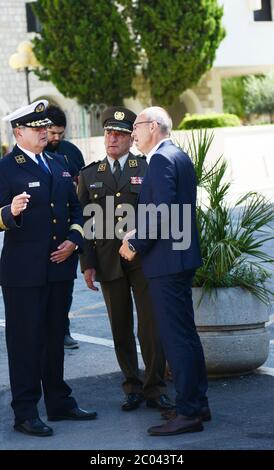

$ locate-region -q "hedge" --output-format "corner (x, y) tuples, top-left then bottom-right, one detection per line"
(178, 113), (241, 130)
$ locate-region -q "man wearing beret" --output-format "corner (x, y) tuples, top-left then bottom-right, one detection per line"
(78, 106), (173, 412)
(0, 100), (97, 437)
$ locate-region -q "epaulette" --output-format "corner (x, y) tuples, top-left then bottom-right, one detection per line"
(80, 160), (101, 171)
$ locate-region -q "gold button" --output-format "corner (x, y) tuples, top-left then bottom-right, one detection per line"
(53, 236), (57, 240)
(94, 241), (97, 245)
(117, 204), (122, 209)
(67, 218), (70, 223)
(116, 192), (121, 197)
(53, 219), (57, 224)
(118, 217), (122, 221)
(50, 203), (54, 207)
(94, 194), (98, 199)
(66, 203), (69, 207)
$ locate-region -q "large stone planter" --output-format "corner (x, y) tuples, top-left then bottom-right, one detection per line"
(193, 287), (271, 376)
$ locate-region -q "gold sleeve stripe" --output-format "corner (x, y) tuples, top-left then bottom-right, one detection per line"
(69, 224), (84, 237)
(0, 207), (8, 230)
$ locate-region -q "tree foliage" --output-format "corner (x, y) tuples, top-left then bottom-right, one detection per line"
(33, 0), (225, 107)
(32, 0), (138, 106)
(222, 76), (246, 119)
(121, 0), (225, 105)
(244, 73), (274, 122)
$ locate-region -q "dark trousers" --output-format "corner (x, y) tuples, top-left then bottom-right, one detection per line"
(148, 270), (208, 417)
(64, 281), (74, 335)
(100, 265), (166, 399)
(3, 281), (77, 424)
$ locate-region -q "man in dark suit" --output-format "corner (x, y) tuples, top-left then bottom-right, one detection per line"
(120, 106), (210, 436)
(45, 104), (86, 349)
(0, 100), (96, 437)
(78, 106), (173, 412)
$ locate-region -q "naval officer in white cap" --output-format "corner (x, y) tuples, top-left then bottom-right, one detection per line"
(0, 100), (97, 437)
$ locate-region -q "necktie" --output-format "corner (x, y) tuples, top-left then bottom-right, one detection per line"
(36, 154), (51, 174)
(113, 159), (121, 183)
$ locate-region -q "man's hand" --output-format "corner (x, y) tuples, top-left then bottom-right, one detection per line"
(119, 240), (136, 261)
(11, 192), (31, 216)
(84, 268), (99, 291)
(50, 240), (76, 264)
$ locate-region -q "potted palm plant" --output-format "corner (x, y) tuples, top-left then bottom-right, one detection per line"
(182, 130), (274, 376)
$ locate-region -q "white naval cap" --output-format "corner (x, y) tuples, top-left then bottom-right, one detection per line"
(2, 99), (52, 128)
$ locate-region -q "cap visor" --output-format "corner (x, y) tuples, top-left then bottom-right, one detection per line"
(104, 125), (132, 133)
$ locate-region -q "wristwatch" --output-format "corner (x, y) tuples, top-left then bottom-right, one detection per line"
(128, 242), (136, 253)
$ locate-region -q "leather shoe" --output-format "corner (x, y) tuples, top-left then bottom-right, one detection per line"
(64, 334), (79, 349)
(121, 393), (144, 411)
(146, 394), (174, 410)
(48, 407), (97, 421)
(14, 418), (53, 437)
(200, 406), (212, 421)
(161, 405), (211, 422)
(148, 414), (203, 436)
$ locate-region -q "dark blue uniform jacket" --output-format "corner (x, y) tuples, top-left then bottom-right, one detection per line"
(0, 145), (84, 287)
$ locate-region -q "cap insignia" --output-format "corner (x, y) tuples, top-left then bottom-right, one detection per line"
(114, 111), (125, 120)
(35, 103), (45, 113)
(15, 155), (26, 164)
(129, 159), (137, 168)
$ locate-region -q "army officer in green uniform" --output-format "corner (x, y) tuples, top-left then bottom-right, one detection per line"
(78, 107), (173, 412)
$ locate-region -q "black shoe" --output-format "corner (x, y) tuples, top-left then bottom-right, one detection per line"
(146, 394), (174, 410)
(201, 406), (212, 422)
(14, 418), (53, 437)
(64, 334), (79, 349)
(121, 393), (144, 411)
(48, 407), (97, 421)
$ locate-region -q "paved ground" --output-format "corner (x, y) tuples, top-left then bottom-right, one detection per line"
(0, 221), (274, 454)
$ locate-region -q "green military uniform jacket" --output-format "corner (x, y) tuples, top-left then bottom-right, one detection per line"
(78, 153), (147, 281)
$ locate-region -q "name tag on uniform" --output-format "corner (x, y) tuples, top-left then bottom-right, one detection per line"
(28, 181), (40, 188)
(62, 171), (71, 177)
(90, 182), (103, 189)
(130, 177), (143, 185)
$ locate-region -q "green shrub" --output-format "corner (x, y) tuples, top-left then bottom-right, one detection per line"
(178, 113), (241, 130)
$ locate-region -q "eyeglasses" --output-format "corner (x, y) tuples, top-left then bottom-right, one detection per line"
(133, 120), (159, 130)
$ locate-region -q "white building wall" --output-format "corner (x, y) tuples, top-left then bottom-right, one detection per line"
(215, 0), (274, 71)
(0, 0), (42, 113)
(0, 0), (85, 144)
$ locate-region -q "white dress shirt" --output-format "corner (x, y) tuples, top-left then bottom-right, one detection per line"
(107, 153), (129, 173)
(17, 144), (51, 172)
